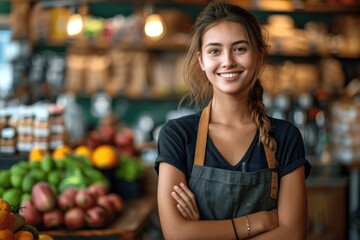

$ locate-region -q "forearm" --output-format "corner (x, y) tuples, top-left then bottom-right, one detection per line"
(249, 225), (307, 240)
(159, 164), (277, 240)
(160, 211), (274, 240)
(233, 212), (276, 239)
(249, 167), (308, 240)
(161, 218), (235, 240)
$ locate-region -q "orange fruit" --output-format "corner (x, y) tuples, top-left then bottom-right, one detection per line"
(39, 234), (54, 240)
(91, 145), (118, 169)
(14, 230), (33, 240)
(29, 148), (47, 162)
(0, 198), (11, 213)
(0, 228), (14, 240)
(74, 145), (92, 158)
(52, 145), (72, 160)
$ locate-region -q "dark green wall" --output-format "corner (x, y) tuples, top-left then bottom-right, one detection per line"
(76, 96), (181, 128)
(0, 1), (10, 14)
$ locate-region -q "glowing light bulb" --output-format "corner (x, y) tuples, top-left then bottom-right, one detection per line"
(67, 13), (83, 36)
(144, 14), (166, 39)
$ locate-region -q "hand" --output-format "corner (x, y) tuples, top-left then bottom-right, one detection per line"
(260, 209), (278, 231)
(245, 209), (279, 237)
(171, 183), (200, 221)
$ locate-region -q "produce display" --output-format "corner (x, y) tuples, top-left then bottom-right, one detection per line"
(20, 182), (124, 230)
(0, 153), (110, 207)
(0, 148), (126, 231)
(0, 198), (54, 240)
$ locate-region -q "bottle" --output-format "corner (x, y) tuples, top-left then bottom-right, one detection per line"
(32, 105), (50, 151)
(16, 106), (34, 153)
(49, 104), (66, 150)
(0, 108), (17, 154)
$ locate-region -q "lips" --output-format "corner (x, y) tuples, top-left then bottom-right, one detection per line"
(218, 72), (241, 80)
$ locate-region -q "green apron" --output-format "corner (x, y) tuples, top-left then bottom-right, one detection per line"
(189, 103), (279, 220)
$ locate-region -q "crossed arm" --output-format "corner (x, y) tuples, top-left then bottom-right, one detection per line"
(157, 162), (308, 240)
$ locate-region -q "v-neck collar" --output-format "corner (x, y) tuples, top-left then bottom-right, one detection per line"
(207, 129), (259, 169)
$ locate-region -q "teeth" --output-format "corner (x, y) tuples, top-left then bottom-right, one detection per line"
(220, 73), (239, 78)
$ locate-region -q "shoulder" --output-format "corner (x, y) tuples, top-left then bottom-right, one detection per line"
(160, 112), (200, 135)
(269, 117), (302, 139)
(269, 117), (311, 178)
(155, 112), (200, 179)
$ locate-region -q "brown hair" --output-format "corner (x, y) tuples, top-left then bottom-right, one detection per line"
(181, 0), (277, 155)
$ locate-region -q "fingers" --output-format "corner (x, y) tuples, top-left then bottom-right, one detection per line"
(179, 183), (200, 217)
(172, 183), (200, 220)
(176, 203), (191, 220)
(171, 190), (196, 220)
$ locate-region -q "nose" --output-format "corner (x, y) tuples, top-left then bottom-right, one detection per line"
(221, 51), (236, 68)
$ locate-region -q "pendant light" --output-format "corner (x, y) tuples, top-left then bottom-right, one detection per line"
(143, 3), (166, 40)
(67, 5), (83, 37)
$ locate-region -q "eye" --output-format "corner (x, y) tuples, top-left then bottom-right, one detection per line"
(234, 47), (247, 53)
(208, 49), (220, 54)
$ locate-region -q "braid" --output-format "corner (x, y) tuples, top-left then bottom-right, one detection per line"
(249, 79), (277, 156)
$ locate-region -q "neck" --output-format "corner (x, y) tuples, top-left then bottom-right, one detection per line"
(210, 96), (253, 125)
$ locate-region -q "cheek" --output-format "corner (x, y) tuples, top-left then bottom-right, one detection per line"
(200, 61), (214, 81)
(201, 58), (217, 72)
(239, 54), (256, 72)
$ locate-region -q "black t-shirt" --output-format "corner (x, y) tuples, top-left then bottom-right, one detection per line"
(155, 111), (311, 181)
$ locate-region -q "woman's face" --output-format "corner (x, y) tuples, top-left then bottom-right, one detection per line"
(197, 21), (256, 97)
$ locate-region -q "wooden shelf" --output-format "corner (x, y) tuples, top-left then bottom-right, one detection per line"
(32, 39), (360, 60)
(38, 36), (189, 53)
(299, 2), (360, 13)
(246, 1), (360, 13)
(268, 51), (360, 60)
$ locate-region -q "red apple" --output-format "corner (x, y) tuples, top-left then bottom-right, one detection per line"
(85, 206), (109, 228)
(87, 183), (109, 199)
(75, 189), (96, 209)
(43, 209), (63, 229)
(62, 187), (78, 197)
(114, 127), (134, 147)
(64, 207), (86, 230)
(99, 125), (116, 144)
(20, 199), (42, 227)
(57, 191), (76, 212)
(87, 130), (102, 149)
(105, 193), (124, 213)
(97, 194), (124, 213)
(97, 195), (116, 219)
(32, 182), (57, 213)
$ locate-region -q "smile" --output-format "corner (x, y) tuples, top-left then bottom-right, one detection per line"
(218, 72), (240, 78)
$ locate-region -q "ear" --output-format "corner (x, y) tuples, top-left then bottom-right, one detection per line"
(197, 51), (205, 71)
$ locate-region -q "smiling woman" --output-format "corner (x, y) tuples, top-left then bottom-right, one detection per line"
(155, 1), (311, 240)
(197, 21), (256, 98)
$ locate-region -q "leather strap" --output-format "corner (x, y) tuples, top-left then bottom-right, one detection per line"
(264, 145), (276, 169)
(264, 141), (278, 199)
(194, 102), (211, 166)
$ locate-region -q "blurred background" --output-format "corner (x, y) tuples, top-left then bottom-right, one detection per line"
(0, 0), (359, 239)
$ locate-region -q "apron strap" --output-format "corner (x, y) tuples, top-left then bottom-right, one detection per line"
(264, 145), (279, 199)
(194, 102), (211, 166)
(264, 145), (276, 169)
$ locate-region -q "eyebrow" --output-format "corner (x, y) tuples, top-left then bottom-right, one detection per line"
(204, 40), (249, 48)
